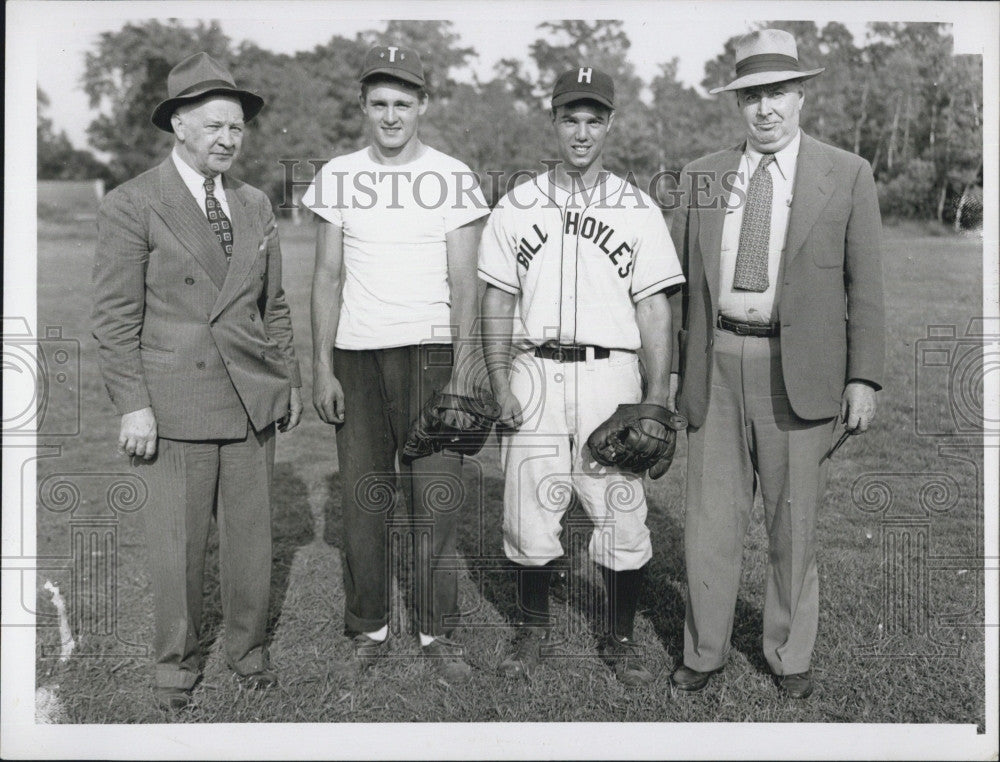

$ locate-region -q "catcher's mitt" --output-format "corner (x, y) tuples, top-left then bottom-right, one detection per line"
(402, 391), (500, 462)
(586, 403), (688, 479)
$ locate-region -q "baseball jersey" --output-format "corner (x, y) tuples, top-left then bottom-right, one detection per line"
(301, 146), (489, 350)
(478, 172), (684, 350)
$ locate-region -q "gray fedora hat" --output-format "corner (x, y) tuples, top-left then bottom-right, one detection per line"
(151, 52), (264, 132)
(710, 28), (824, 94)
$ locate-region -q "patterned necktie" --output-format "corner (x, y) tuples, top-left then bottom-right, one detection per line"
(204, 176), (233, 264)
(732, 153), (775, 292)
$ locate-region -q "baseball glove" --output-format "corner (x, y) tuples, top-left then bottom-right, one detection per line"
(402, 391), (501, 462)
(586, 403), (688, 479)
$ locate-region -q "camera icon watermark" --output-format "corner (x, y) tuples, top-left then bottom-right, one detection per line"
(914, 318), (1000, 437)
(2, 317), (81, 436)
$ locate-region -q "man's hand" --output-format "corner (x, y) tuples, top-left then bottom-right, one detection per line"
(440, 375), (477, 429)
(841, 381), (877, 433)
(313, 366), (345, 424)
(279, 387), (303, 432)
(119, 407), (157, 460)
(495, 389), (524, 431)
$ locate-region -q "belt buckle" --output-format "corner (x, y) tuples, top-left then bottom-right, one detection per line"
(735, 322), (750, 336)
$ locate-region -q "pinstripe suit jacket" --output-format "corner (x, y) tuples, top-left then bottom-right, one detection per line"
(669, 132), (885, 426)
(92, 157), (301, 440)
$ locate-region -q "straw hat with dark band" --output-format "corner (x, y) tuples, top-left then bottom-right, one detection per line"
(151, 52), (265, 132)
(710, 29), (824, 94)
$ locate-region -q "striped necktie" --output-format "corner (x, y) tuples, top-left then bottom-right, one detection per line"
(204, 176), (233, 264)
(732, 153), (774, 292)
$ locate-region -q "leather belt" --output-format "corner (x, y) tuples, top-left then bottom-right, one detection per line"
(534, 344), (612, 362)
(717, 315), (780, 338)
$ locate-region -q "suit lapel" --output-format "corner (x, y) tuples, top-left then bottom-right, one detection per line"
(150, 159), (229, 290)
(210, 180), (258, 321)
(698, 145), (743, 304)
(785, 133), (835, 263)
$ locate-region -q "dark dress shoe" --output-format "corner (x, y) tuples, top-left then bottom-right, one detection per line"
(236, 669), (278, 690)
(155, 687), (192, 711)
(670, 664), (721, 692)
(778, 671), (814, 699)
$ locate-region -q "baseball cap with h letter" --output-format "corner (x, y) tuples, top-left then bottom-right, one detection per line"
(551, 66), (615, 110)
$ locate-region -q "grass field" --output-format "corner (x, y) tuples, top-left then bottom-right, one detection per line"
(31, 217), (987, 727)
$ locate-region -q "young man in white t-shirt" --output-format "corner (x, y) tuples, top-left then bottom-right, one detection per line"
(479, 67), (684, 685)
(304, 46), (489, 683)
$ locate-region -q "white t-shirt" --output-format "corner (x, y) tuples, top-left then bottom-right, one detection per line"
(301, 146), (489, 349)
(478, 172), (684, 351)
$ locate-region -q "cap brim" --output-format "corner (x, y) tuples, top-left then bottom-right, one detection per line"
(359, 68), (426, 87)
(551, 90), (614, 109)
(151, 88), (265, 132)
(709, 68), (824, 95)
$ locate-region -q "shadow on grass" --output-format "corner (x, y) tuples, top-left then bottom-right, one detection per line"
(199, 463), (315, 663)
(634, 490), (771, 676)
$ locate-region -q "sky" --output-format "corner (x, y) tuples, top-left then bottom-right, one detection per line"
(28, 0), (991, 153)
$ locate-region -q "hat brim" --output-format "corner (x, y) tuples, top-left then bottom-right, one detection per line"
(359, 68), (426, 88)
(709, 67), (824, 95)
(551, 90), (614, 110)
(151, 87), (265, 132)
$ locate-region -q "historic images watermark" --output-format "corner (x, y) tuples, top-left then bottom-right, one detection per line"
(276, 159), (747, 212)
(3, 317), (81, 438)
(3, 318), (145, 659)
(851, 318), (998, 658)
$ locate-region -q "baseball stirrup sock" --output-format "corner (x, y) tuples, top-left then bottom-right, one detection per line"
(601, 565), (646, 640)
(517, 564), (553, 626)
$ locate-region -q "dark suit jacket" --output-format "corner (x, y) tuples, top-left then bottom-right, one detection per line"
(92, 157), (301, 440)
(669, 132), (884, 425)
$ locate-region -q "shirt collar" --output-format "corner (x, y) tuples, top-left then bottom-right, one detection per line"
(171, 148), (226, 200)
(744, 130), (801, 181)
(538, 170), (625, 205)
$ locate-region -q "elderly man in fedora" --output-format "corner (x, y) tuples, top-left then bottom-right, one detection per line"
(92, 52), (302, 710)
(668, 28), (884, 698)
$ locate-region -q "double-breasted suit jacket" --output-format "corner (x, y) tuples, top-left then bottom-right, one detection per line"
(93, 157), (300, 438)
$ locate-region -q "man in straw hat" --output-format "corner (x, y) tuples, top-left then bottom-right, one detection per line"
(667, 28), (884, 698)
(92, 52), (302, 710)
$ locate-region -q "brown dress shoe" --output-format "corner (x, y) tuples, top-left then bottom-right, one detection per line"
(155, 687), (192, 711)
(236, 669), (278, 690)
(670, 664), (721, 692)
(778, 671), (814, 699)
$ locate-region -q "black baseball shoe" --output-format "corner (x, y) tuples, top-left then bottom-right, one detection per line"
(599, 635), (653, 687)
(500, 626), (551, 678)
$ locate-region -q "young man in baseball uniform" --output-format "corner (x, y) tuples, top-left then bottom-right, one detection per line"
(304, 46), (489, 683)
(480, 67), (685, 685)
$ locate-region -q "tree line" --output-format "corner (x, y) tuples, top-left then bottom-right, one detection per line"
(38, 19), (983, 227)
